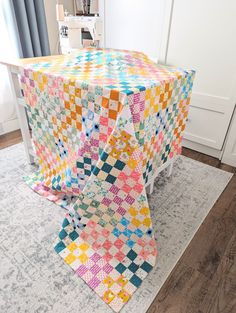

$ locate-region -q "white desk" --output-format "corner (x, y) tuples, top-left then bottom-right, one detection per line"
(0, 55), (64, 164)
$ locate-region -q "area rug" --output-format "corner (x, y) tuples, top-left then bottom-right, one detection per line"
(0, 143), (232, 313)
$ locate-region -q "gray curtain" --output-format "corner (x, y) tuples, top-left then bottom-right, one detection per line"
(10, 0), (50, 57)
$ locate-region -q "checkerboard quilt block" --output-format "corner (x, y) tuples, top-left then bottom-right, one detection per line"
(20, 48), (195, 312)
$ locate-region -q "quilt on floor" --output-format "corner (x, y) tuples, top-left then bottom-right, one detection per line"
(20, 48), (195, 312)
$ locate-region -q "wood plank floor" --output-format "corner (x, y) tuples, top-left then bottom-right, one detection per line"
(1, 130), (236, 313)
(0, 129), (23, 150)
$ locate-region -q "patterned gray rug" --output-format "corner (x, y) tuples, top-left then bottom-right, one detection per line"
(0, 143), (232, 313)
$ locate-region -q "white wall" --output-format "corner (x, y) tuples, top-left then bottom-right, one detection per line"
(44, 0), (75, 55)
(104, 0), (165, 61)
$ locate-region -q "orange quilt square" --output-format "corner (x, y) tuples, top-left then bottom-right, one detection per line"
(109, 109), (118, 120)
(110, 90), (119, 101)
(75, 105), (82, 115)
(102, 97), (109, 108)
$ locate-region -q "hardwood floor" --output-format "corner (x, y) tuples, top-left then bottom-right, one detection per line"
(0, 129), (23, 149)
(148, 151), (236, 313)
(1, 130), (236, 313)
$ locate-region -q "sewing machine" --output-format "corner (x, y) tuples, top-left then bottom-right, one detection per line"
(58, 15), (103, 54)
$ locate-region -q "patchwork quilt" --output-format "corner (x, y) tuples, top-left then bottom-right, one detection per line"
(20, 48), (195, 312)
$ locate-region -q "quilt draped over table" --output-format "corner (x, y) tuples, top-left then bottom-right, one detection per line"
(20, 48), (195, 312)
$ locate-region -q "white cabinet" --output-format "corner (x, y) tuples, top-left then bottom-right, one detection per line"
(101, 0), (236, 162)
(164, 0), (236, 157)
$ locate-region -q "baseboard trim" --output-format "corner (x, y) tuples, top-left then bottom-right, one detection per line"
(182, 138), (221, 159)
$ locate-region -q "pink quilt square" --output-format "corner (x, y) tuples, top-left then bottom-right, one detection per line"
(90, 264), (101, 275)
(76, 264), (88, 276)
(88, 277), (101, 289)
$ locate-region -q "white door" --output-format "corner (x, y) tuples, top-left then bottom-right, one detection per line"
(165, 0), (236, 152)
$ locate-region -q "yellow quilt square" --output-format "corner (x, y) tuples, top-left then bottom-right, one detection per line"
(129, 207), (138, 217)
(143, 217), (151, 227)
(145, 89), (151, 99)
(127, 159), (137, 170)
(117, 276), (128, 288)
(79, 242), (89, 252)
(155, 86), (161, 96)
(140, 207), (149, 216)
(103, 276), (114, 288)
(67, 242), (78, 252)
(103, 290), (115, 304)
(132, 218), (141, 228)
(78, 253), (88, 263)
(64, 253), (76, 265)
(118, 289), (130, 302)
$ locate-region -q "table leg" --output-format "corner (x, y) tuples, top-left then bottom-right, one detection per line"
(7, 67), (34, 164)
(167, 160), (174, 177)
(146, 180), (154, 195)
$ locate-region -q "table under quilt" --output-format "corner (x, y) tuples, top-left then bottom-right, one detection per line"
(20, 48), (195, 312)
